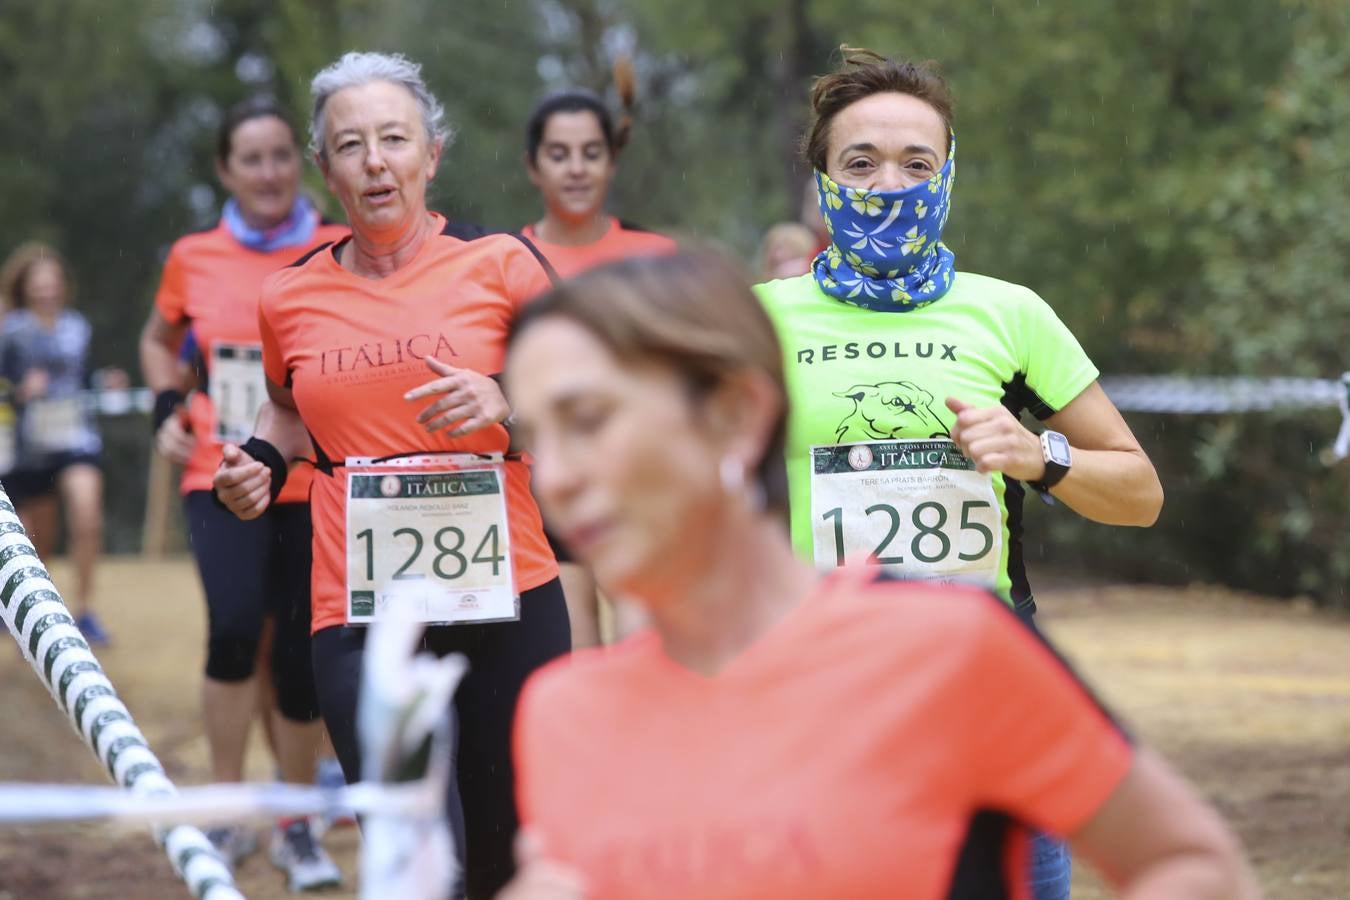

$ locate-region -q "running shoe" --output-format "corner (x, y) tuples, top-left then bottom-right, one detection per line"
(206, 825), (259, 869)
(75, 612), (111, 646)
(314, 756), (356, 832)
(270, 818), (343, 892)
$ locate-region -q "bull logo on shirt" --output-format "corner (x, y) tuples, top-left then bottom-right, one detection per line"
(833, 380), (950, 442)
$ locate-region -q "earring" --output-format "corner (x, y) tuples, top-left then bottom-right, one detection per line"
(719, 455), (746, 495)
(720, 455), (766, 512)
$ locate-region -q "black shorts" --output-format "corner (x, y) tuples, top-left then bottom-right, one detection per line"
(183, 491), (319, 720)
(3, 451), (102, 506)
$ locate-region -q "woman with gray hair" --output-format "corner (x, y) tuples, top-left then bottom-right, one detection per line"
(213, 51), (570, 898)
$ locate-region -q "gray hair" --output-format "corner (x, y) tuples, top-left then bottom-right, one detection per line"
(308, 51), (453, 159)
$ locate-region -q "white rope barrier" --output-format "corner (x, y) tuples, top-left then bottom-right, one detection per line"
(1100, 372), (1350, 460)
(1100, 374), (1345, 413)
(41, 376), (1350, 462)
(0, 487), (245, 900)
(0, 490), (462, 898)
(0, 780), (433, 827)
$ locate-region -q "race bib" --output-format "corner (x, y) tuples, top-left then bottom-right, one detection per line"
(345, 454), (518, 625)
(809, 439), (1002, 585)
(23, 397), (85, 453)
(209, 343), (266, 444)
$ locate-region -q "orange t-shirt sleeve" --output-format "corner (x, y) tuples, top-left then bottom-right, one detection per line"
(154, 245), (189, 325)
(258, 288), (287, 387)
(963, 598), (1134, 835)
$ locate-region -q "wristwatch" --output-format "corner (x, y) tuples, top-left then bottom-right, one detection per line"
(1029, 429), (1071, 493)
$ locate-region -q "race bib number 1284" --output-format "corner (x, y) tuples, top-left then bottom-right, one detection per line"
(345, 456), (518, 625)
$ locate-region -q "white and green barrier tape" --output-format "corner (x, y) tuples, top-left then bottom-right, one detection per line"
(0, 486), (245, 900)
(14, 375), (1350, 459)
(1099, 372), (1350, 460)
(0, 491), (461, 899)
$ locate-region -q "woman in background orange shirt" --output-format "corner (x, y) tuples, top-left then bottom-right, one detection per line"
(139, 98), (346, 888)
(520, 63), (675, 648)
(498, 252), (1257, 900)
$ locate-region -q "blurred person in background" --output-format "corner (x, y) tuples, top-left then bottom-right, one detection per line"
(799, 177), (830, 253)
(498, 252), (1256, 900)
(520, 61), (676, 649)
(755, 221), (818, 282)
(213, 51), (569, 899)
(754, 47), (1164, 900)
(0, 242), (126, 646)
(138, 97), (347, 891)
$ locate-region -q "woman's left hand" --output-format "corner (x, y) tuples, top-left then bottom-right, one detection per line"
(946, 397), (1044, 482)
(404, 356), (510, 437)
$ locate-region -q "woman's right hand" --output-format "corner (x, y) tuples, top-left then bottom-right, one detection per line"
(496, 832), (587, 900)
(213, 443), (273, 520)
(155, 409), (195, 465)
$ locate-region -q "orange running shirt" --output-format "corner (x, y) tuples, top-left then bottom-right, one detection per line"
(520, 217), (675, 279)
(515, 568), (1133, 900)
(154, 219), (348, 500)
(258, 216), (559, 634)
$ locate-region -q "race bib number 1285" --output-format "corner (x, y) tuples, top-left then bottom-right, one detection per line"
(809, 439), (1002, 586)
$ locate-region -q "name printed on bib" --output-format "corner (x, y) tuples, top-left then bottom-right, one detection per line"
(809, 439), (1002, 585)
(345, 454), (519, 626)
(210, 343), (267, 444)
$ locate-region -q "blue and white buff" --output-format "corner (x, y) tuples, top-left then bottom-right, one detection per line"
(811, 135), (957, 312)
(222, 194), (319, 253)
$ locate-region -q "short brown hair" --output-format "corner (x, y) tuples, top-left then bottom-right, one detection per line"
(508, 250), (789, 512)
(803, 46), (954, 172)
(0, 241), (73, 312)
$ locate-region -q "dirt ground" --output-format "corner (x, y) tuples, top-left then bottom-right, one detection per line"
(1, 559), (1348, 899)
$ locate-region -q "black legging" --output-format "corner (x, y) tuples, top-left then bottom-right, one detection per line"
(312, 579), (570, 899)
(184, 491), (319, 721)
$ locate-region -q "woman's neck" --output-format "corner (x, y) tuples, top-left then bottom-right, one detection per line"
(343, 211), (438, 278)
(533, 210), (610, 247)
(32, 309), (61, 329)
(643, 515), (815, 677)
(236, 206), (290, 232)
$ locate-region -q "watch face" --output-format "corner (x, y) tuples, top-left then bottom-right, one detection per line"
(1044, 431), (1072, 466)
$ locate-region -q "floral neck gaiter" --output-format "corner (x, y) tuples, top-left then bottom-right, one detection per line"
(812, 135), (956, 312)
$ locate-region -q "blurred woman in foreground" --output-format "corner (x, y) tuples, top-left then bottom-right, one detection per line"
(498, 252), (1257, 900)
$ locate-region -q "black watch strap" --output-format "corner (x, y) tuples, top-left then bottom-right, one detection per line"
(1028, 465), (1068, 494)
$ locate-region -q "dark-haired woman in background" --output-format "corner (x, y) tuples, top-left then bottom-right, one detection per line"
(520, 60), (676, 648)
(139, 97), (346, 890)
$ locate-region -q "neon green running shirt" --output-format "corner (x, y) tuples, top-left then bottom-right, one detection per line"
(755, 272), (1098, 610)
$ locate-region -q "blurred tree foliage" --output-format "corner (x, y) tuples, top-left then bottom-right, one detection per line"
(0, 0), (1346, 601)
